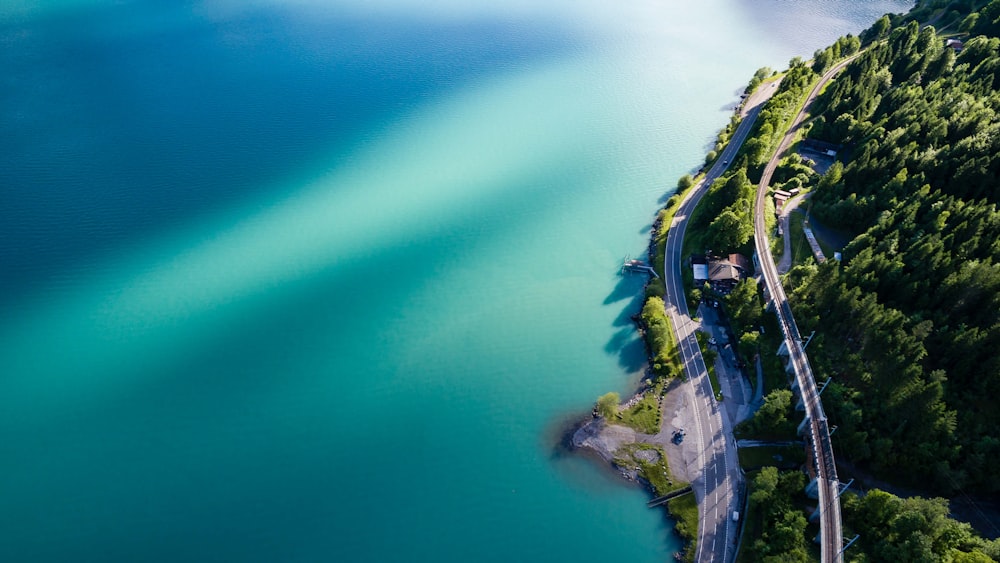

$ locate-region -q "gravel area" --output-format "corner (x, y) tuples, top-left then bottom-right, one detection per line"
(571, 418), (637, 463)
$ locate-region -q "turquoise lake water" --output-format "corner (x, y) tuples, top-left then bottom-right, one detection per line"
(0, 1), (912, 561)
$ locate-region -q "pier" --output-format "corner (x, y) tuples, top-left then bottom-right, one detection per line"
(621, 255), (660, 278)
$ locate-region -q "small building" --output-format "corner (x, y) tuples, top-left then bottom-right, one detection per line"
(726, 253), (753, 276)
(706, 253), (753, 293)
(708, 261), (741, 284)
(692, 255), (708, 281)
(946, 38), (964, 51)
(774, 189), (791, 214)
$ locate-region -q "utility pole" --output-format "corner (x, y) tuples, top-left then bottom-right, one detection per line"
(802, 330), (816, 349)
(839, 534), (860, 557)
(818, 377), (832, 396)
(838, 479), (854, 497)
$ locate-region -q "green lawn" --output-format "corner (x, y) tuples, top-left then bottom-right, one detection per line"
(613, 442), (685, 496)
(614, 442), (697, 561)
(788, 210), (812, 268)
(617, 381), (664, 435)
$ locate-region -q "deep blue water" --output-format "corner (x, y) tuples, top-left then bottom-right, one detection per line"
(0, 1), (912, 561)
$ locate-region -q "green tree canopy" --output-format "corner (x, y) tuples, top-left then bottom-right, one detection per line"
(596, 392), (620, 419)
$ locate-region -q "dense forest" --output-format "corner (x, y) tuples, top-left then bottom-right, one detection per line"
(788, 5), (1000, 497)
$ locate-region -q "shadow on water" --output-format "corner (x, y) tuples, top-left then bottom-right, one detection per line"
(604, 327), (633, 355)
(658, 190), (677, 205)
(603, 272), (646, 306)
(603, 274), (649, 373)
(0, 4), (575, 309)
(611, 293), (643, 327)
(615, 335), (648, 373)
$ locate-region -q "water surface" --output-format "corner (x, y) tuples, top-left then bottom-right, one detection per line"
(0, 1), (912, 560)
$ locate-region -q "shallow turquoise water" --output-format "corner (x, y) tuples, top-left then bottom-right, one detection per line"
(0, 1), (911, 561)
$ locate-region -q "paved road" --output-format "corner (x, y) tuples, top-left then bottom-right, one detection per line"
(661, 81), (779, 563)
(699, 305), (755, 428)
(753, 58), (858, 563)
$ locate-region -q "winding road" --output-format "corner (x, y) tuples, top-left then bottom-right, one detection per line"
(663, 56), (856, 562)
(661, 81), (779, 563)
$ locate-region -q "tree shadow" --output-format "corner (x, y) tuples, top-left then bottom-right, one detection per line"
(611, 293), (644, 327)
(603, 281), (650, 374)
(603, 273), (646, 305)
(615, 333), (649, 373)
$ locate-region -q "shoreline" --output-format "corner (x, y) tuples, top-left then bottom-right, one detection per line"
(569, 69), (777, 560)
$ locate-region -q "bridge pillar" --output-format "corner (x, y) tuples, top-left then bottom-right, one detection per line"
(809, 507), (821, 523)
(777, 340), (789, 357)
(795, 395), (806, 412)
(797, 416), (811, 437)
(805, 477), (819, 499)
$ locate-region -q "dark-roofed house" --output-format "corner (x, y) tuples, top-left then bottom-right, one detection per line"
(708, 261), (740, 283)
(707, 253), (753, 293)
(727, 253), (753, 276)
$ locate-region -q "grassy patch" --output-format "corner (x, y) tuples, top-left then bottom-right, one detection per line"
(617, 381), (664, 435)
(770, 222), (784, 263)
(788, 211), (812, 268)
(668, 493), (699, 563)
(737, 445), (807, 470)
(614, 442), (696, 557)
(613, 442), (685, 496)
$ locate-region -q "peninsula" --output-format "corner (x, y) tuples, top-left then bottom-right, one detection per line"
(576, 1), (1000, 561)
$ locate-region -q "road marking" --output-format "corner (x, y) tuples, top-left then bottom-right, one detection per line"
(663, 95), (778, 563)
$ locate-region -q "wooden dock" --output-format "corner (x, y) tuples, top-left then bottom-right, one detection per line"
(621, 255), (660, 278)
